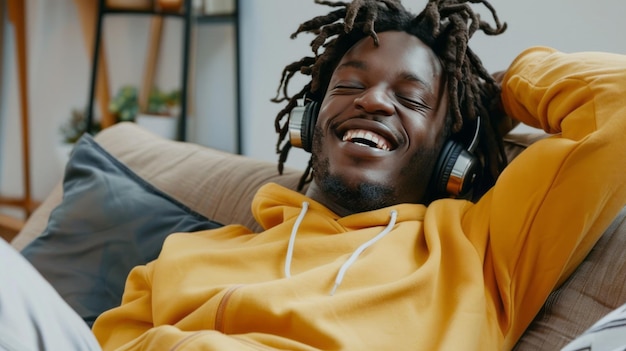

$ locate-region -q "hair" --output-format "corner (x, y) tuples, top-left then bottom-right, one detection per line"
(272, 0), (508, 199)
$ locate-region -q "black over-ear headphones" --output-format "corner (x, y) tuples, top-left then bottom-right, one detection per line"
(288, 99), (320, 152)
(288, 99), (481, 197)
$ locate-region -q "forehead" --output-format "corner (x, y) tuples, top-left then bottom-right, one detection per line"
(336, 31), (444, 91)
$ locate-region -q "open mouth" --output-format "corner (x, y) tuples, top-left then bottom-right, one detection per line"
(342, 129), (392, 151)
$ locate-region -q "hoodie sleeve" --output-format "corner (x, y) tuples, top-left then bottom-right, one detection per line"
(468, 46), (626, 347)
(92, 264), (156, 350)
(92, 262), (320, 351)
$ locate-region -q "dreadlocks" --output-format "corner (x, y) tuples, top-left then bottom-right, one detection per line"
(272, 0), (508, 197)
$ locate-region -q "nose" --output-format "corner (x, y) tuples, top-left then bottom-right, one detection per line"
(354, 86), (394, 116)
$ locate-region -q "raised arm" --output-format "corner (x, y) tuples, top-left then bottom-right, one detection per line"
(470, 46), (626, 346)
(502, 46), (626, 138)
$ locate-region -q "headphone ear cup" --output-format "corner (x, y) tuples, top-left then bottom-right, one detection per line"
(300, 101), (320, 152)
(288, 100), (319, 152)
(432, 140), (480, 197)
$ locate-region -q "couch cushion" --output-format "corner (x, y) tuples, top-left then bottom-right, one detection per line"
(560, 302), (626, 351)
(20, 134), (222, 326)
(12, 123), (307, 251)
(88, 122), (306, 233)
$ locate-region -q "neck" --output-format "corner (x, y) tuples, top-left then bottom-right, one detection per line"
(305, 181), (356, 217)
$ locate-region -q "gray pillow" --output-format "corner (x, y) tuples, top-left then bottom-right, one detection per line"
(21, 134), (222, 326)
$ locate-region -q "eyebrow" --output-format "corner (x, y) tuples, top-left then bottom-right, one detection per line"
(336, 59), (434, 92)
(336, 60), (368, 71)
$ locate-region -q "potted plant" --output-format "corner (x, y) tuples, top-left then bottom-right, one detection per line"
(58, 84), (180, 165)
(108, 85), (140, 123)
(59, 107), (102, 144)
(109, 85), (181, 139)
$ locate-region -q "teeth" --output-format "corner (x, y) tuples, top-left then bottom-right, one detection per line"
(342, 129), (391, 151)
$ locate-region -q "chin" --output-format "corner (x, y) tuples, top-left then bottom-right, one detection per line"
(315, 170), (399, 213)
(310, 127), (430, 211)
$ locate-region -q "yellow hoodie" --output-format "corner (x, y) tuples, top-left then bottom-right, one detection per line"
(93, 47), (626, 350)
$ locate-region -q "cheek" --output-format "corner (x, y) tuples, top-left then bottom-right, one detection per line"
(310, 126), (328, 168)
(315, 100), (336, 129)
(396, 137), (443, 188)
(400, 145), (439, 178)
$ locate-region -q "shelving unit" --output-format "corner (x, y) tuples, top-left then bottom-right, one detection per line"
(0, 0), (35, 241)
(195, 3), (242, 153)
(85, 0), (241, 150)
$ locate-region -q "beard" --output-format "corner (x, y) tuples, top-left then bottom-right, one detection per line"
(314, 157), (397, 213)
(310, 126), (439, 213)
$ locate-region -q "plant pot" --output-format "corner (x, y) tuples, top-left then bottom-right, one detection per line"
(136, 114), (179, 140)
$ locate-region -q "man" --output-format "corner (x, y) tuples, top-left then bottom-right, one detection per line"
(91, 0), (626, 350)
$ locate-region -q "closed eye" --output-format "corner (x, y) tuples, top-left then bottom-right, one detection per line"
(333, 85), (364, 94)
(396, 95), (430, 111)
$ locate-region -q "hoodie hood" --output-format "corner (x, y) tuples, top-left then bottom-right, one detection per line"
(252, 183), (426, 231)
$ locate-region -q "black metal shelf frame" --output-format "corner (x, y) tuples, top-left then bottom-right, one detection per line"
(85, 0), (242, 152)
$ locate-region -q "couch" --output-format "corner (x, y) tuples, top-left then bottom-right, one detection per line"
(9, 122), (626, 350)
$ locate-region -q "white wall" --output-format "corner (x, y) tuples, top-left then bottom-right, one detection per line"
(1, 0), (625, 217)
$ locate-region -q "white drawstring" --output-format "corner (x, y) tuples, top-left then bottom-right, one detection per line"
(330, 210), (398, 296)
(283, 204), (398, 296)
(284, 202), (309, 278)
